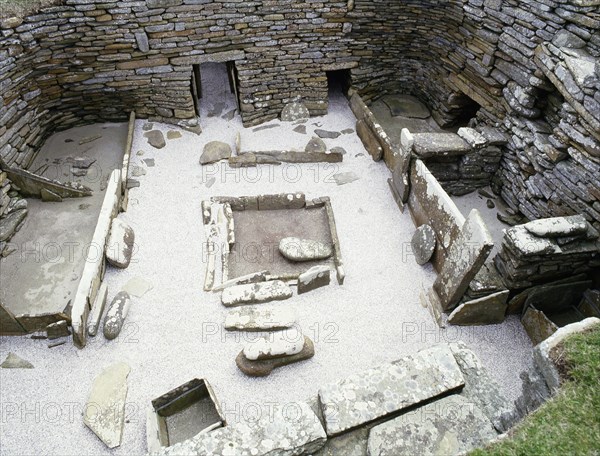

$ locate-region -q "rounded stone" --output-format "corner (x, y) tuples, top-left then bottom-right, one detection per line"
(200, 141), (232, 164)
(280, 101), (309, 122)
(411, 224), (436, 265)
(103, 292), (131, 340)
(279, 237), (333, 262)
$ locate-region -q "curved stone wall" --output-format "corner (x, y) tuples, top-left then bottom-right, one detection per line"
(1, 0), (599, 230)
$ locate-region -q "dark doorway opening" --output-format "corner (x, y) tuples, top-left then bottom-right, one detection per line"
(190, 61), (241, 118)
(449, 92), (481, 128)
(326, 69), (351, 97)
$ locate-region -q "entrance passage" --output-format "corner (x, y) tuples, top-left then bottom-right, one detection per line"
(190, 61), (241, 119)
(327, 69), (351, 98)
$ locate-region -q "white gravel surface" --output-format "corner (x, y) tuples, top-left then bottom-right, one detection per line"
(0, 65), (533, 456)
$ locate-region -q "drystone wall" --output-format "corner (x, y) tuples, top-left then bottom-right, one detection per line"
(1, 0), (599, 233)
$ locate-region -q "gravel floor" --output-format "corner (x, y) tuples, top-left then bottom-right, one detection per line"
(0, 65), (533, 456)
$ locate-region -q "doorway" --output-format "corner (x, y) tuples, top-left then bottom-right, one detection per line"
(190, 61), (241, 119)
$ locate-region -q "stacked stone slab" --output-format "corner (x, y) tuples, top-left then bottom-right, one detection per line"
(0, 171), (27, 256)
(494, 215), (600, 289)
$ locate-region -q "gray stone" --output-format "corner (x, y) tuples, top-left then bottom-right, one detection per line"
(315, 129), (341, 139)
(449, 342), (515, 432)
(84, 362), (130, 449)
(356, 119), (383, 161)
(122, 276), (152, 298)
(433, 209), (494, 311)
(305, 137), (327, 153)
(46, 320), (70, 340)
(105, 218), (135, 269)
(158, 401), (325, 455)
(88, 282), (108, 337)
(333, 171), (360, 186)
(457, 127), (488, 148)
(522, 306), (559, 345)
(1, 352), (33, 369)
(298, 265), (331, 294)
(212, 270), (269, 292)
(534, 317), (600, 394)
(103, 292), (131, 340)
(221, 280), (293, 307)
(524, 215), (588, 238)
(79, 134), (102, 145)
(236, 336), (315, 377)
(40, 188), (62, 202)
(200, 141), (232, 164)
(144, 130), (166, 149)
(293, 125), (307, 134)
(552, 30), (586, 49)
(448, 290), (509, 326)
(367, 395), (497, 456)
(412, 133), (471, 158)
(258, 192), (306, 210)
(131, 165), (146, 177)
(167, 130), (182, 140)
(411, 224), (436, 265)
(318, 344), (465, 436)
(330, 146), (347, 155)
(0, 209), (27, 241)
(224, 305), (297, 331)
(382, 94), (431, 118)
(281, 101), (310, 122)
(72, 157), (96, 169)
(243, 328), (305, 360)
(143, 158), (155, 167)
(135, 31), (150, 53)
(142, 123), (153, 132)
(279, 237), (333, 262)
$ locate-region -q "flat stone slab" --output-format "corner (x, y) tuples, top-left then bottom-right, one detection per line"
(522, 306), (558, 346)
(236, 336), (315, 377)
(298, 265), (331, 294)
(333, 171), (360, 185)
(448, 290), (509, 326)
(221, 280), (293, 307)
(318, 344), (465, 436)
(212, 270), (269, 292)
(367, 395), (497, 456)
(449, 342), (514, 432)
(159, 401), (326, 455)
(279, 237), (333, 262)
(524, 215), (588, 238)
(224, 305), (297, 331)
(144, 130), (166, 149)
(412, 133), (470, 158)
(315, 129), (341, 139)
(0, 209), (27, 242)
(84, 362), (130, 449)
(433, 209), (494, 311)
(1, 352), (34, 369)
(382, 94), (431, 118)
(306, 137), (327, 153)
(200, 141), (231, 164)
(122, 276), (153, 297)
(105, 218), (135, 269)
(411, 224), (436, 265)
(243, 328), (305, 360)
(505, 226), (557, 256)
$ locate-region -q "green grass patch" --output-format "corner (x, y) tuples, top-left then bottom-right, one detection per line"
(472, 324), (600, 456)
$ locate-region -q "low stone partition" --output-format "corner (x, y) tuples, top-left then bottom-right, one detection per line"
(229, 149), (343, 167)
(494, 215), (600, 290)
(407, 159), (466, 271)
(0, 170), (28, 257)
(348, 93), (400, 170)
(400, 127), (507, 196)
(2, 166), (92, 199)
(120, 111), (136, 211)
(71, 169), (122, 348)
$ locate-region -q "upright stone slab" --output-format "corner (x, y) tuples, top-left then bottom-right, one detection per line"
(318, 344), (465, 436)
(84, 362), (130, 449)
(298, 265), (331, 294)
(158, 401), (326, 456)
(367, 395), (497, 456)
(105, 218), (135, 269)
(356, 119), (383, 161)
(449, 342), (515, 432)
(103, 292), (131, 340)
(224, 305), (297, 331)
(87, 282), (109, 337)
(433, 209), (494, 311)
(447, 290), (509, 326)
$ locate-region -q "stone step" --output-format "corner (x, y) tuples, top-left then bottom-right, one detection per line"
(221, 280), (293, 307)
(224, 305), (297, 331)
(318, 344), (465, 436)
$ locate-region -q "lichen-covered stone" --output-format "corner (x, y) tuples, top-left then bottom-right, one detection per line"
(105, 218), (135, 269)
(224, 305), (297, 331)
(281, 101), (310, 122)
(411, 224), (436, 265)
(318, 344), (465, 436)
(236, 336), (315, 377)
(298, 265), (330, 294)
(200, 141), (232, 164)
(367, 395), (498, 456)
(221, 280), (293, 307)
(523, 215), (588, 238)
(103, 292), (131, 340)
(242, 328), (305, 360)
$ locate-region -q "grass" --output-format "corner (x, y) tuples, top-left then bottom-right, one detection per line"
(472, 324), (600, 456)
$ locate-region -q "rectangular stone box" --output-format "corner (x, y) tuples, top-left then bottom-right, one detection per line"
(150, 378), (225, 448)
